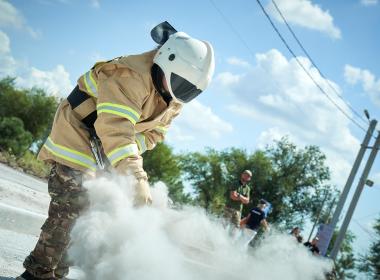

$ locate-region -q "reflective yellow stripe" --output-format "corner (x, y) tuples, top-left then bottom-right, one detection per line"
(106, 143), (139, 166)
(154, 125), (168, 134)
(44, 137), (97, 171)
(83, 71), (98, 97)
(135, 133), (147, 154)
(97, 103), (140, 125)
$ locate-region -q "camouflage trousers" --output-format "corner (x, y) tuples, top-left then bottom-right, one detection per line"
(23, 163), (88, 279)
(223, 207), (241, 228)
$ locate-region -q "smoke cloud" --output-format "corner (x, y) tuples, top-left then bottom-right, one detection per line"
(69, 175), (332, 280)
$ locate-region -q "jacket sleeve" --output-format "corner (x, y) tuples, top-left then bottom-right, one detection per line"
(94, 68), (148, 180)
(135, 104), (181, 154)
(135, 125), (168, 154)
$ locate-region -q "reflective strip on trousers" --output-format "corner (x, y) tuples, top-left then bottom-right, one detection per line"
(97, 103), (140, 125)
(135, 133), (147, 154)
(44, 137), (97, 171)
(106, 143), (139, 166)
(83, 71), (98, 97)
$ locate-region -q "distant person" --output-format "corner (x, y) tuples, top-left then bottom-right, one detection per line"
(290, 227), (301, 237)
(297, 235), (304, 243)
(304, 237), (320, 256)
(239, 199), (270, 247)
(223, 170), (252, 228)
(290, 227), (303, 243)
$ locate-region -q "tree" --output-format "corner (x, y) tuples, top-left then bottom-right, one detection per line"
(180, 137), (337, 229)
(358, 215), (380, 279)
(143, 142), (190, 203)
(260, 137), (335, 229)
(326, 231), (356, 279)
(0, 117), (33, 156)
(0, 77), (59, 146)
(179, 148), (231, 213)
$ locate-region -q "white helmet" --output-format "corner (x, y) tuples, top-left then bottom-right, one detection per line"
(153, 32), (215, 103)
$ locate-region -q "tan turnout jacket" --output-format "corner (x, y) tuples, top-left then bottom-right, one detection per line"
(39, 50), (182, 179)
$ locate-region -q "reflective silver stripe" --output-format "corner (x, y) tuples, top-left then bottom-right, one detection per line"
(97, 103), (140, 125)
(135, 133), (147, 154)
(84, 71), (98, 97)
(44, 137), (97, 171)
(107, 144), (139, 166)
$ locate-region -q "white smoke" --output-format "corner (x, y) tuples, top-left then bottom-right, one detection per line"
(69, 175), (332, 280)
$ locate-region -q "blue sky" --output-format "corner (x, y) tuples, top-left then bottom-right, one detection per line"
(0, 0), (379, 264)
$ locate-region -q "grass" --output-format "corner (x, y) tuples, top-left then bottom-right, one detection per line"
(0, 150), (50, 179)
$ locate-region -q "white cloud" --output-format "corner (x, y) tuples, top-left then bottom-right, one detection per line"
(26, 26), (42, 39)
(167, 100), (233, 143)
(344, 64), (380, 107)
(227, 57), (251, 68)
(0, 29), (10, 53)
(256, 127), (293, 149)
(0, 30), (18, 76)
(0, 29), (73, 96)
(214, 72), (242, 87)
(0, 0), (40, 38)
(266, 0), (341, 39)
(361, 0), (378, 6)
(216, 49), (359, 185)
(0, 0), (23, 28)
(90, 0), (100, 8)
(16, 65), (73, 97)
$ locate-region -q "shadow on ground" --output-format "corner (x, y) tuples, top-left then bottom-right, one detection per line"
(0, 276), (15, 280)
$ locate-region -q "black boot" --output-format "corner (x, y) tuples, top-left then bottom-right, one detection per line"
(16, 270), (55, 280)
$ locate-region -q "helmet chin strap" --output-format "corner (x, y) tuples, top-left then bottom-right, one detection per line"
(151, 64), (172, 105)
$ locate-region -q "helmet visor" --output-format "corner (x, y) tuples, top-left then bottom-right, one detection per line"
(170, 73), (202, 103)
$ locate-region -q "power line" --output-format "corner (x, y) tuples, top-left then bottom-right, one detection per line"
(353, 218), (376, 240)
(208, 0), (257, 60)
(270, 0), (368, 126)
(207, 0), (312, 121)
(255, 0), (368, 133)
(209, 0), (368, 133)
(358, 211), (380, 220)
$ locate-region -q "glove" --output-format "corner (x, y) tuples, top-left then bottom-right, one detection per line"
(134, 179), (153, 206)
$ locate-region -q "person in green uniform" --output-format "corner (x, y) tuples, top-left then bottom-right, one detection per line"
(224, 170), (252, 227)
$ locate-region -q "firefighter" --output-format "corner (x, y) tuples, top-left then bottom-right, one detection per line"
(17, 22), (215, 280)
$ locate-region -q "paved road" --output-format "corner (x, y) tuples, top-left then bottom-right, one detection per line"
(0, 163), (46, 193)
(0, 163), (82, 279)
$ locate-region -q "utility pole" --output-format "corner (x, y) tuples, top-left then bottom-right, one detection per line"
(324, 198), (336, 224)
(330, 128), (380, 260)
(325, 119), (377, 252)
(308, 190), (329, 242)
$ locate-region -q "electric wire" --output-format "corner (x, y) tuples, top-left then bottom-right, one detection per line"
(208, 0), (258, 60)
(353, 218), (376, 240)
(270, 0), (368, 126)
(255, 0), (368, 133)
(358, 211), (380, 220)
(208, 0), (312, 120)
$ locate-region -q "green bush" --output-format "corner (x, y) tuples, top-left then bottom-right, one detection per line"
(17, 151), (50, 178)
(0, 117), (33, 156)
(0, 77), (59, 142)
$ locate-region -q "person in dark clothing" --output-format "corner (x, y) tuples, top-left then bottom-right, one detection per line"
(290, 227), (301, 237)
(290, 227), (304, 243)
(239, 199), (269, 248)
(297, 235), (304, 243)
(304, 237), (320, 255)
